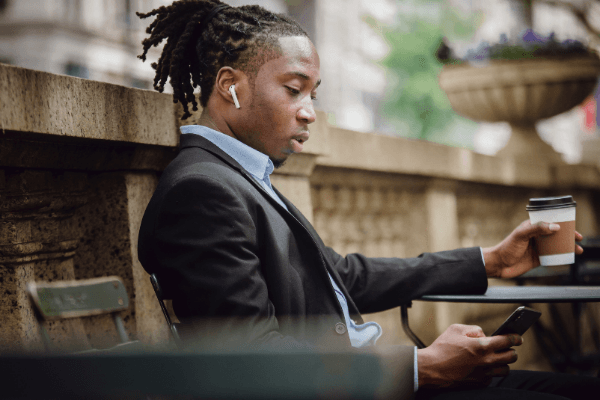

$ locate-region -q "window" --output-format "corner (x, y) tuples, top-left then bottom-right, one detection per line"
(65, 62), (89, 79)
(64, 0), (81, 23)
(0, 0), (9, 14)
(287, 0), (316, 42)
(130, 77), (150, 90)
(124, 0), (131, 26)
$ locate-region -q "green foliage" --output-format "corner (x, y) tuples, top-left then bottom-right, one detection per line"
(376, 1), (476, 146)
(440, 1), (482, 42)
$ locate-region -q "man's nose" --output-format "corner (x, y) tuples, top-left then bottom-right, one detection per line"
(297, 101), (316, 124)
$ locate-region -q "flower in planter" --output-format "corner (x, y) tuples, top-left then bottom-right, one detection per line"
(438, 29), (594, 65)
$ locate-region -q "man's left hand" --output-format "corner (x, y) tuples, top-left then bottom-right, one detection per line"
(482, 220), (584, 279)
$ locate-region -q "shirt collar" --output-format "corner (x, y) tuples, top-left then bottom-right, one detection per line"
(180, 125), (274, 180)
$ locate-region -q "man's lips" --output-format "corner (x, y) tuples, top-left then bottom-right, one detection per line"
(286, 131), (309, 154)
(291, 131), (309, 152)
(291, 138), (304, 153)
(294, 131), (310, 144)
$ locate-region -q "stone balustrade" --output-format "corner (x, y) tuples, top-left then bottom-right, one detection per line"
(310, 126), (600, 370)
(1, 63), (599, 371)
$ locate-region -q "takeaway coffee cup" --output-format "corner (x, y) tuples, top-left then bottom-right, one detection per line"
(526, 196), (577, 266)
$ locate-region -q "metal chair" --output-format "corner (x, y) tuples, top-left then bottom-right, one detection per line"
(27, 276), (144, 353)
(149, 273), (182, 348)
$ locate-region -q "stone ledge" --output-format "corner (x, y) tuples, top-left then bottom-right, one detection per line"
(2, 63), (598, 189)
(0, 130), (176, 172)
(0, 63), (178, 147)
(317, 127), (600, 189)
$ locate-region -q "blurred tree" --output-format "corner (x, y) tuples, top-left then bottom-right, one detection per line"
(373, 0), (477, 147)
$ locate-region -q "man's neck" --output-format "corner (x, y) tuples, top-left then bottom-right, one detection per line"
(197, 109), (222, 133)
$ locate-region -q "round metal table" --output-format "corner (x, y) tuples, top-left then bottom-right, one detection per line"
(401, 286), (600, 349)
(419, 286), (600, 304)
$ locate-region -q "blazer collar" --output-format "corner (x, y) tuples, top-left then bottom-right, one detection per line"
(180, 134), (297, 219)
(180, 133), (247, 175)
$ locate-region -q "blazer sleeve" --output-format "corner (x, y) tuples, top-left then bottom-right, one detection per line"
(322, 246), (488, 314)
(147, 173), (316, 351)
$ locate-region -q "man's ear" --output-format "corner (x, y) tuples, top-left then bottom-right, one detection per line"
(214, 67), (245, 107)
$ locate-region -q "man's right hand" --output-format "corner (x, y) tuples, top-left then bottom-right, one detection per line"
(417, 324), (522, 389)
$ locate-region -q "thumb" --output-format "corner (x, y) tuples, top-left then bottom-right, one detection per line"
(463, 325), (486, 338)
(521, 220), (560, 239)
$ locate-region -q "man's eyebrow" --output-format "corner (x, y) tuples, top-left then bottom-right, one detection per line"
(286, 71), (321, 88)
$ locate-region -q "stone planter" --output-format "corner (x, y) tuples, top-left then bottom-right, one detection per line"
(439, 56), (600, 163)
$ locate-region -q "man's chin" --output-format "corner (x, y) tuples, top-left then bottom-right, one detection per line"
(270, 157), (287, 169)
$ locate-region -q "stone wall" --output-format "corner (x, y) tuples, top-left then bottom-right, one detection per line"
(2, 63), (600, 372)
(0, 63), (178, 352)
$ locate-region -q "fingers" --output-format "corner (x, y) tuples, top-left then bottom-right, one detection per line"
(575, 231), (585, 254)
(521, 221), (585, 244)
(449, 324), (485, 338)
(528, 221), (561, 237)
(486, 334), (523, 352)
(490, 348), (519, 364)
(465, 328), (486, 339)
(511, 220), (553, 241)
(450, 326), (522, 352)
(506, 334), (523, 347)
(473, 335), (520, 371)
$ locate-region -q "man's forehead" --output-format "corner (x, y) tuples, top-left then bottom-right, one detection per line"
(278, 36), (317, 60)
(273, 36), (320, 82)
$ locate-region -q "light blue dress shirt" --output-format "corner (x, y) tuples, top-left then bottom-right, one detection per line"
(182, 125), (419, 389)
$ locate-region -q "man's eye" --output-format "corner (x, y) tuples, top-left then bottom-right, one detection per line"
(286, 87), (300, 95)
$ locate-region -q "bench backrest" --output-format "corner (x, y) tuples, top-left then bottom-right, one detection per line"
(27, 276), (133, 350)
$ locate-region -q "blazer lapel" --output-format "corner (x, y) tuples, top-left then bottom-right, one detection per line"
(274, 187), (363, 322)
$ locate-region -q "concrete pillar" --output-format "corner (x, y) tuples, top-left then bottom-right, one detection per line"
(425, 180), (460, 253)
(424, 180), (462, 337)
(271, 168), (316, 222)
(0, 168), (168, 352)
(72, 172), (168, 349)
(124, 172), (169, 346)
(0, 169), (89, 352)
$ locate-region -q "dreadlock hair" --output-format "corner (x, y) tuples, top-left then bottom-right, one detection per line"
(137, 0), (309, 120)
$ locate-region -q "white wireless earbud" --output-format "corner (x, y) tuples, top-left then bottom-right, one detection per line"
(229, 85), (241, 109)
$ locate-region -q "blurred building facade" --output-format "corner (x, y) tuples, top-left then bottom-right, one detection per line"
(0, 0), (167, 88)
(0, 0), (395, 133)
(1, 0), (597, 164)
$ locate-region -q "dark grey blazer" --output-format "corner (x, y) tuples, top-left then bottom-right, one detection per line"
(137, 133), (488, 387)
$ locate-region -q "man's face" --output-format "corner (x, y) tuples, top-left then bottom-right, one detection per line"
(235, 36), (320, 167)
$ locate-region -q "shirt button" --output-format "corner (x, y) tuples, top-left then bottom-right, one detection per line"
(335, 322), (347, 335)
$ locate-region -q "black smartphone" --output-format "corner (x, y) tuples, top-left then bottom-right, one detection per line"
(491, 306), (542, 336)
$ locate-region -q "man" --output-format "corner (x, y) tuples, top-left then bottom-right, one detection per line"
(137, 1), (597, 399)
